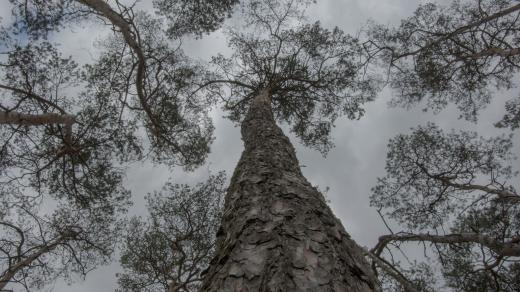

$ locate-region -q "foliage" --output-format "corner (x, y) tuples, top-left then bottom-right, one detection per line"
(8, 0), (88, 39)
(370, 124), (520, 291)
(199, 0), (378, 153)
(0, 0), (238, 289)
(0, 193), (129, 290)
(366, 2), (520, 288)
(89, 14), (215, 169)
(117, 173), (225, 292)
(367, 0), (520, 123)
(154, 0), (239, 38)
(1, 41), (138, 208)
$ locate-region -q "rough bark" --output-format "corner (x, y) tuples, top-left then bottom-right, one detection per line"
(200, 88), (379, 291)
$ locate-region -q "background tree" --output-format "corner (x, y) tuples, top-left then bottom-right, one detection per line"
(0, 38), (134, 290)
(366, 0), (520, 124)
(370, 123), (520, 291)
(117, 173), (225, 292)
(365, 1), (520, 289)
(196, 0), (380, 290)
(0, 198), (127, 291)
(0, 0), (238, 290)
(4, 0), (241, 168)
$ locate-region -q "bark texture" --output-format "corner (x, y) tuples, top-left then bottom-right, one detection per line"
(200, 88), (379, 291)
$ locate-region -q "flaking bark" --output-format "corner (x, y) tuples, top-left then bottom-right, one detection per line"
(200, 88), (379, 291)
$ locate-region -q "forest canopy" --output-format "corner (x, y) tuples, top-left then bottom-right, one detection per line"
(0, 0), (519, 291)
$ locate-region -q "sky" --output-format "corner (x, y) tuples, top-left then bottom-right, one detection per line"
(1, 0), (519, 291)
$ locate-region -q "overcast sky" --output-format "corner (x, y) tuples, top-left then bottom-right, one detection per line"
(1, 0), (519, 291)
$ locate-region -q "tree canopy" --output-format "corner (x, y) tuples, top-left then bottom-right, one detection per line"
(117, 173), (225, 292)
(0, 0), (237, 290)
(198, 0), (378, 153)
(1, 0), (520, 291)
(366, 1), (520, 289)
(370, 124), (520, 291)
(366, 0), (520, 123)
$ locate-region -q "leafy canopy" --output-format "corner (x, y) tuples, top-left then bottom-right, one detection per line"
(371, 124), (520, 291)
(367, 0), (520, 123)
(117, 173), (225, 292)
(0, 0), (238, 289)
(200, 0), (378, 153)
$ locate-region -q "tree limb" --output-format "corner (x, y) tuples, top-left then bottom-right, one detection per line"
(363, 247), (419, 292)
(373, 232), (520, 258)
(76, 0), (161, 134)
(396, 3), (520, 59)
(0, 111), (75, 143)
(0, 84), (68, 114)
(0, 231), (77, 290)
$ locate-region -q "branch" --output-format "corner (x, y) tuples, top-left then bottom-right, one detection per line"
(0, 84), (68, 114)
(76, 0), (161, 134)
(373, 232), (520, 258)
(0, 111), (75, 143)
(436, 176), (520, 204)
(465, 47), (520, 59)
(0, 222), (25, 262)
(416, 163), (520, 203)
(363, 248), (419, 292)
(396, 3), (520, 59)
(193, 79), (256, 95)
(0, 231), (76, 290)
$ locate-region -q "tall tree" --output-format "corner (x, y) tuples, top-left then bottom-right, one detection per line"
(370, 124), (520, 291)
(196, 0), (379, 290)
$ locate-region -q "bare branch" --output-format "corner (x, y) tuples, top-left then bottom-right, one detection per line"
(363, 248), (419, 292)
(373, 232), (520, 258)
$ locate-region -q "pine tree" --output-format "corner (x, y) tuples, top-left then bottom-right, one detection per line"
(196, 1), (379, 290)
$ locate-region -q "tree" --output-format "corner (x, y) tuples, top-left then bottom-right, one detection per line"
(370, 124), (519, 291)
(6, 0), (520, 290)
(117, 172), (225, 292)
(195, 0), (379, 290)
(366, 0), (520, 123)
(0, 39), (134, 290)
(365, 1), (520, 290)
(0, 198), (127, 291)
(0, 0), (238, 289)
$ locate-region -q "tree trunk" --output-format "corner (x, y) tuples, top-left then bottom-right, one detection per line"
(200, 88), (379, 291)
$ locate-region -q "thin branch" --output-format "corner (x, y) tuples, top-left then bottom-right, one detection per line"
(373, 232), (520, 258)
(364, 248), (419, 292)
